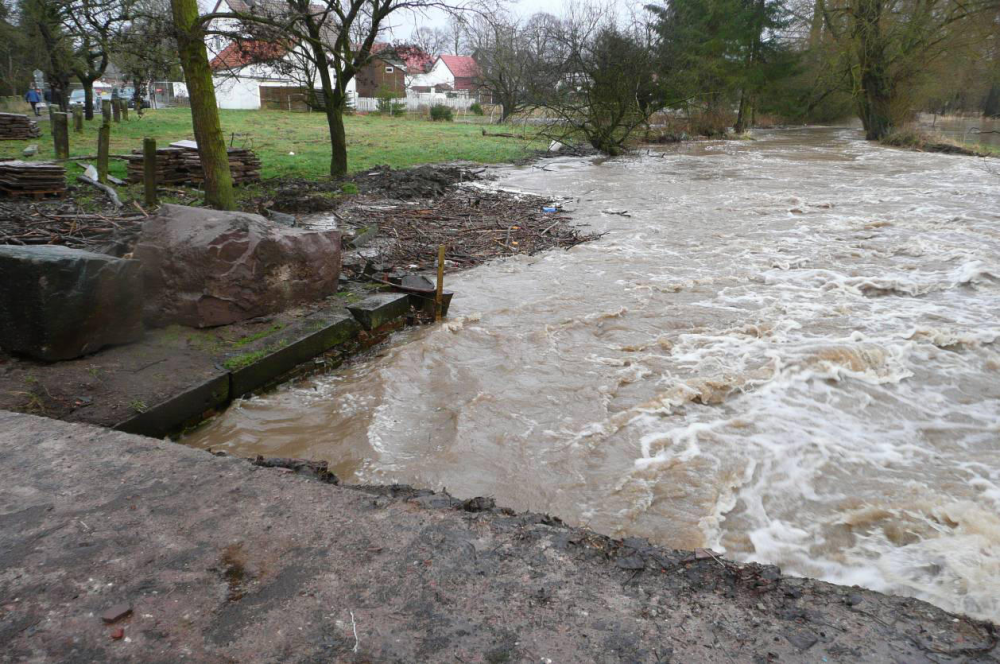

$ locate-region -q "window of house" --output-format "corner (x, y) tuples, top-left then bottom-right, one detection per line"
(384, 66), (394, 73)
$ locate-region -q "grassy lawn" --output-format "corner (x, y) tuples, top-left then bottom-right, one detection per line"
(0, 108), (544, 186)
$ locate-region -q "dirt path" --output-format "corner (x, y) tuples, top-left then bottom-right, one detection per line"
(0, 410), (995, 663)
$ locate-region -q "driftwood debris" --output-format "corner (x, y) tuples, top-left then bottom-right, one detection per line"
(338, 189), (598, 274)
(77, 174), (122, 208)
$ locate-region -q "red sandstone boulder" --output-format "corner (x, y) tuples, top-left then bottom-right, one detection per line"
(135, 204), (341, 328)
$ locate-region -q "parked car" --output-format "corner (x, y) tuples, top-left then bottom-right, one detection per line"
(113, 87), (151, 109)
(69, 88), (103, 112)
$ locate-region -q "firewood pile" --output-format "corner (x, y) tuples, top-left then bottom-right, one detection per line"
(0, 161), (66, 198)
(0, 113), (42, 140)
(125, 144), (261, 186)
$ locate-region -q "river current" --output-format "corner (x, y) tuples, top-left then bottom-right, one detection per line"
(188, 127), (1000, 621)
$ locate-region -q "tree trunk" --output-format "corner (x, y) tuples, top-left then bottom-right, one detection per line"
(327, 96), (348, 177)
(734, 92), (752, 134)
(307, 26), (349, 178)
(984, 82), (1000, 118)
(852, 0), (893, 140)
(83, 81), (94, 121)
(170, 0), (235, 210)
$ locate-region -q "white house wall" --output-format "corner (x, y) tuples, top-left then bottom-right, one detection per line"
(213, 65), (356, 110)
(409, 59), (454, 89)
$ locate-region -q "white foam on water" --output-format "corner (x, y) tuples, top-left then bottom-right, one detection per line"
(186, 128), (1000, 621)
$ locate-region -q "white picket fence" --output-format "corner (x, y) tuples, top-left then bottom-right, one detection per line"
(352, 93), (478, 113)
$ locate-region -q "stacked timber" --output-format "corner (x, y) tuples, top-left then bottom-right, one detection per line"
(125, 148), (188, 185)
(183, 148), (261, 185)
(125, 144), (261, 186)
(0, 161), (66, 198)
(0, 113), (42, 140)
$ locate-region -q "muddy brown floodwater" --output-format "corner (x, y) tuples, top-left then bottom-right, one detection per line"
(187, 127), (1000, 623)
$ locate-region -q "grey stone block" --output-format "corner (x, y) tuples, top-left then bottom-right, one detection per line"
(0, 245), (143, 361)
(347, 293), (411, 330)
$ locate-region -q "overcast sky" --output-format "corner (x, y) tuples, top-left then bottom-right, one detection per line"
(389, 0), (645, 43)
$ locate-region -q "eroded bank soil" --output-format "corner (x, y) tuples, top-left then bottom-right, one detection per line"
(0, 411), (996, 663)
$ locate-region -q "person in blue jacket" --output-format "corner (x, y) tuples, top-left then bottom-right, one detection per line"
(24, 88), (42, 116)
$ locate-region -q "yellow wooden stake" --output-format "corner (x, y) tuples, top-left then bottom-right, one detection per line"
(436, 244), (445, 321)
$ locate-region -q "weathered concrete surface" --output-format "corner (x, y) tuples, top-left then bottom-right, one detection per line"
(1, 411), (997, 663)
(0, 245), (143, 361)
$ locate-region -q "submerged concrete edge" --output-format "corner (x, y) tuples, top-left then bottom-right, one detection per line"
(112, 294), (410, 438)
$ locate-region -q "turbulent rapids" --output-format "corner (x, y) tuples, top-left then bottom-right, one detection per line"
(187, 127), (1000, 621)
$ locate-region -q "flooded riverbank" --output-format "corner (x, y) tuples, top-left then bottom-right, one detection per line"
(187, 127), (1000, 622)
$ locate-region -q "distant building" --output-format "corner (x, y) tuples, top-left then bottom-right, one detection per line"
(409, 55), (480, 95)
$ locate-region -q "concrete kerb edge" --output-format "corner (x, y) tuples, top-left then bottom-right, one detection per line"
(113, 294), (412, 438)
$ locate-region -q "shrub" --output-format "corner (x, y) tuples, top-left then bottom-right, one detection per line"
(469, 102), (484, 116)
(430, 104), (453, 122)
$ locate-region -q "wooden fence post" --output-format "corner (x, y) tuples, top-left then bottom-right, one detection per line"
(112, 99), (121, 123)
(97, 123), (110, 184)
(72, 106), (83, 132)
(122, 101), (129, 121)
(143, 137), (157, 206)
(51, 112), (69, 159)
(102, 99), (112, 125)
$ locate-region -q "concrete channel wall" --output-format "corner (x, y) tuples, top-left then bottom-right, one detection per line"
(113, 292), (414, 439)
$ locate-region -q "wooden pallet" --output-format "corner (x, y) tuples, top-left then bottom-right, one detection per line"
(0, 187), (65, 199)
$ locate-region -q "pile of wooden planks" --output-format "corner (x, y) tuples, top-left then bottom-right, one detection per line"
(0, 161), (66, 198)
(0, 113), (42, 140)
(125, 141), (261, 186)
(125, 147), (189, 185)
(185, 148), (261, 185)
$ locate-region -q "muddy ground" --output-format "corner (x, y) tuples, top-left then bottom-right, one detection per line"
(1, 410), (996, 663)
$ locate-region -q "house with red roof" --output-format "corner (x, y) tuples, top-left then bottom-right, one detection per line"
(408, 55), (480, 95)
(201, 0), (359, 110)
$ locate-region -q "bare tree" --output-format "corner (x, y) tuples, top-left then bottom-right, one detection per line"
(66, 0), (132, 119)
(410, 24), (448, 55)
(113, 0), (179, 113)
(538, 9), (667, 155)
(443, 13), (468, 54)
(467, 11), (559, 121)
(200, 0), (478, 177)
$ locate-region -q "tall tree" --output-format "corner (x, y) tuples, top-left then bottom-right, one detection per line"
(19, 0), (75, 109)
(171, 0), (235, 209)
(467, 11), (559, 122)
(818, 0), (1000, 139)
